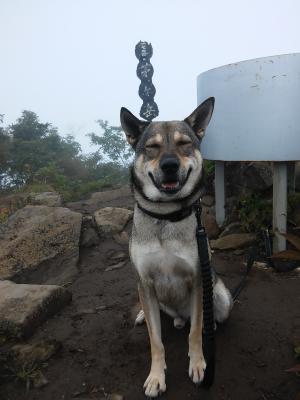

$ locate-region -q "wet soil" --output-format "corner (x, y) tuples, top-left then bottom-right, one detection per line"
(1, 196), (300, 400)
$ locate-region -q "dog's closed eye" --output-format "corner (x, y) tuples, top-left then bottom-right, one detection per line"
(146, 143), (161, 149)
(177, 140), (192, 146)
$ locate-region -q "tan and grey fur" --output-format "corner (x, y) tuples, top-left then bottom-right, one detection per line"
(120, 98), (232, 398)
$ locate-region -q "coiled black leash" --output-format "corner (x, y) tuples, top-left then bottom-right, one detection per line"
(193, 199), (215, 388)
(263, 228), (300, 272)
(229, 227), (300, 302)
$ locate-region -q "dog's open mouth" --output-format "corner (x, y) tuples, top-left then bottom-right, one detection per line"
(161, 181), (180, 190)
(160, 180), (180, 194)
(149, 168), (192, 194)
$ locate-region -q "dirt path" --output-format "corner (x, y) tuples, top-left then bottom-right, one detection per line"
(1, 203), (300, 399)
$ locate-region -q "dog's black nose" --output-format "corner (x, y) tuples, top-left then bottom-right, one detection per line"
(160, 157), (180, 174)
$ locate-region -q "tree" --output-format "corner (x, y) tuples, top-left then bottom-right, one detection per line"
(7, 111), (82, 186)
(88, 120), (132, 167)
(0, 115), (11, 187)
(10, 110), (51, 141)
(0, 111), (132, 201)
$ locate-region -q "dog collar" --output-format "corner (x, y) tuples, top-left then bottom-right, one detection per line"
(136, 202), (194, 222)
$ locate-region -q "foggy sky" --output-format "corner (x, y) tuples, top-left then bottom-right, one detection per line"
(1, 0), (300, 153)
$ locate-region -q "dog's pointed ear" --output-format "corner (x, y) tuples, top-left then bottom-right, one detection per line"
(184, 97), (215, 140)
(120, 107), (149, 147)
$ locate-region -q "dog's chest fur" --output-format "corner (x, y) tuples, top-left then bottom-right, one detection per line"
(130, 206), (199, 315)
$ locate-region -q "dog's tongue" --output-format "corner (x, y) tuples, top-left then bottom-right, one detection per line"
(161, 182), (179, 189)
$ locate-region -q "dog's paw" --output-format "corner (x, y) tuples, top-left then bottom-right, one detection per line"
(173, 317), (186, 329)
(189, 354), (206, 384)
(144, 370), (166, 398)
(134, 309), (145, 326)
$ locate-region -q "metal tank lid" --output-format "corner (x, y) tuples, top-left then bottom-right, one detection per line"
(197, 53), (300, 161)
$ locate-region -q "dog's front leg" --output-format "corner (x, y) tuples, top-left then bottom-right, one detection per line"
(138, 281), (166, 397)
(188, 283), (206, 384)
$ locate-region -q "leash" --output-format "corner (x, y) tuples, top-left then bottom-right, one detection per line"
(193, 199), (215, 388)
(193, 199), (255, 387)
(231, 249), (256, 301)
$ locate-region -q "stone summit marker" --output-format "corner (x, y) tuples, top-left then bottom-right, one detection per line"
(135, 41), (159, 121)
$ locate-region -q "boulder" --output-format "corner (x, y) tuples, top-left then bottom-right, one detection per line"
(0, 205), (82, 284)
(94, 207), (133, 236)
(30, 192), (63, 207)
(0, 280), (71, 338)
(226, 162), (273, 195)
(210, 233), (256, 250)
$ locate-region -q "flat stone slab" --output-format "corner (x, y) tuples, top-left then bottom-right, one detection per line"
(210, 233), (256, 250)
(0, 280), (71, 338)
(94, 207), (133, 236)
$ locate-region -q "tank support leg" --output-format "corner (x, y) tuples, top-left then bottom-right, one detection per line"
(215, 161), (225, 227)
(273, 162), (287, 252)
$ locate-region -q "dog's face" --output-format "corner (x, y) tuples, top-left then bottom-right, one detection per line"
(120, 97), (214, 201)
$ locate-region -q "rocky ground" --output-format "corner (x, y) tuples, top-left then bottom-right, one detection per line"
(0, 186), (299, 400)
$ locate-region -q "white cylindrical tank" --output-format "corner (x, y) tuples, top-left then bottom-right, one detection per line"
(197, 53), (300, 161)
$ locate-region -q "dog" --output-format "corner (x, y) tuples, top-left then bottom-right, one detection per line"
(120, 97), (232, 398)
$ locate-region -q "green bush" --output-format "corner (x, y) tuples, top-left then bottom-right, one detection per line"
(237, 193), (272, 232)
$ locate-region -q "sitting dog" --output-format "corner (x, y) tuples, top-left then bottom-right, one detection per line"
(120, 97), (232, 397)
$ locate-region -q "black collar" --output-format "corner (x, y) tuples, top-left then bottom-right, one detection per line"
(137, 202), (194, 222)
